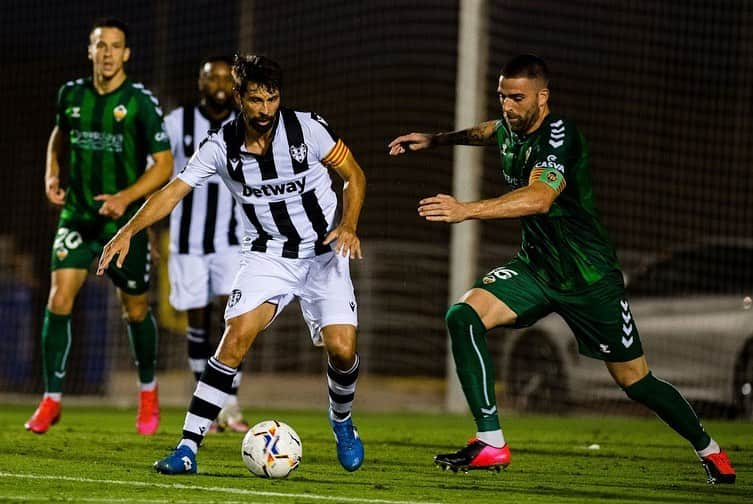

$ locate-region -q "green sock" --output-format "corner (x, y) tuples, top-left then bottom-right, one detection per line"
(445, 303), (500, 432)
(624, 372), (711, 450)
(42, 309), (72, 394)
(127, 310), (158, 384)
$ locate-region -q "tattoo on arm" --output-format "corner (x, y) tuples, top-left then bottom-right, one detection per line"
(435, 121), (496, 146)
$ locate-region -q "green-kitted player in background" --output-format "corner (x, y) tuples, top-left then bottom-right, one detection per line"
(25, 18), (173, 435)
(389, 54), (736, 484)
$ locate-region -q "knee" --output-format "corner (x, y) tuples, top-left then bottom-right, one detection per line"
(445, 303), (480, 335)
(323, 328), (357, 367)
(215, 322), (253, 368)
(48, 286), (75, 314)
(122, 300), (149, 323)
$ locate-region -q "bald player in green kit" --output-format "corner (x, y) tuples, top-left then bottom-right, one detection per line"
(389, 54), (736, 485)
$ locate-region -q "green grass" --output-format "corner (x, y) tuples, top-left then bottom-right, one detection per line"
(0, 405), (751, 503)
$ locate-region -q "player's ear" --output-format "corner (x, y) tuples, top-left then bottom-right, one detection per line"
(233, 89), (241, 107)
(123, 47), (131, 63)
(538, 88), (549, 107)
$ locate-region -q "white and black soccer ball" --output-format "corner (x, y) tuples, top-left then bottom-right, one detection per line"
(241, 420), (302, 478)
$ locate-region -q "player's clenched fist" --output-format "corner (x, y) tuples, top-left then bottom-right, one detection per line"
(97, 230), (133, 275)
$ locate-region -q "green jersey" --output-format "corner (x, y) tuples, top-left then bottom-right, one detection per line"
(56, 77), (170, 235)
(495, 114), (620, 290)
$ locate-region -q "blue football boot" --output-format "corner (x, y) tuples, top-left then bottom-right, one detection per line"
(329, 410), (364, 472)
(153, 445), (197, 475)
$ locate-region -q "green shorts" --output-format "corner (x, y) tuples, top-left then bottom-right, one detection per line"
(474, 257), (643, 362)
(50, 218), (151, 295)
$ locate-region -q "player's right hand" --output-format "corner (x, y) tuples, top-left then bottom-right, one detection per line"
(388, 132), (434, 156)
(45, 176), (66, 206)
(97, 230), (132, 275)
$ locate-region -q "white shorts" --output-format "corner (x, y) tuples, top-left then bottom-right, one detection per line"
(224, 251), (358, 346)
(168, 247), (241, 311)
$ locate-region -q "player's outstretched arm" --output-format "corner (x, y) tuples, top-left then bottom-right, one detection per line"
(97, 177), (192, 274)
(96, 149), (175, 219)
(322, 143), (366, 259)
(418, 182), (560, 223)
(388, 120), (498, 155)
(44, 126), (67, 206)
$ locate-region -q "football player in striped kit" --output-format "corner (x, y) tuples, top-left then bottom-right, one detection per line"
(99, 54), (367, 474)
(164, 56), (249, 433)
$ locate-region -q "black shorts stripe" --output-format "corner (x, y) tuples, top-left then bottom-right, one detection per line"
(227, 198), (240, 246)
(301, 190), (331, 255)
(203, 183), (219, 254)
(178, 191), (194, 254)
(189, 395), (223, 419)
(281, 108), (309, 174)
(328, 390), (355, 404)
(269, 201), (302, 258)
(242, 203), (271, 253)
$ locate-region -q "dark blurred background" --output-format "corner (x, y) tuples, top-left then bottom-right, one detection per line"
(1, 1), (751, 415)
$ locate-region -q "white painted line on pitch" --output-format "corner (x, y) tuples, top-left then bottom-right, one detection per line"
(0, 472), (442, 504)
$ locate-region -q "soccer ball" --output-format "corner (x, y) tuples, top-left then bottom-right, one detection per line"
(241, 420), (302, 478)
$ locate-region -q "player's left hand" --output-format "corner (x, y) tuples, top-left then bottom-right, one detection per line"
(97, 230), (132, 275)
(95, 192), (131, 219)
(323, 225), (362, 259)
(418, 193), (468, 223)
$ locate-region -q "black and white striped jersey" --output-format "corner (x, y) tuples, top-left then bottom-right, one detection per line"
(177, 108), (340, 259)
(164, 105), (242, 255)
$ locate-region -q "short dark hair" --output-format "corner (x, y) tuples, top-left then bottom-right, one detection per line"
(500, 54), (549, 86)
(91, 17), (130, 45)
(232, 54), (283, 94)
(200, 55), (234, 73)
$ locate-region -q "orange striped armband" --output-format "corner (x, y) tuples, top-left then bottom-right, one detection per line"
(529, 167), (566, 194)
(321, 139), (350, 168)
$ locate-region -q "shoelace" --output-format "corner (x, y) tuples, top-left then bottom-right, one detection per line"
(334, 423), (355, 449)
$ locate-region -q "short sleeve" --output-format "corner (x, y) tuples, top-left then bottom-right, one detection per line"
(302, 112), (339, 161)
(136, 88), (171, 154)
(531, 118), (577, 179)
(55, 83), (72, 132)
(177, 134), (222, 188)
(163, 108), (182, 156)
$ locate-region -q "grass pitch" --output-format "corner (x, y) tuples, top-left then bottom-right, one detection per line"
(0, 404), (751, 503)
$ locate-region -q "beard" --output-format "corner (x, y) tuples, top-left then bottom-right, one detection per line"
(248, 114), (276, 134)
(204, 91), (232, 112)
(507, 107), (540, 134)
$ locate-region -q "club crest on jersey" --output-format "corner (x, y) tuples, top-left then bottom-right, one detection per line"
(113, 105), (128, 122)
(228, 289), (242, 308)
(290, 143), (308, 164)
(66, 106), (81, 118)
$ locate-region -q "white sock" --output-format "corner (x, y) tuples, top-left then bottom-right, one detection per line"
(224, 394), (239, 408)
(477, 430), (505, 448)
(139, 380), (157, 392)
(696, 438), (720, 458)
(178, 439), (199, 454)
(43, 393), (62, 402)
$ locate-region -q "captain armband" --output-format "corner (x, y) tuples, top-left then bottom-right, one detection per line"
(321, 139), (351, 168)
(529, 167), (566, 194)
